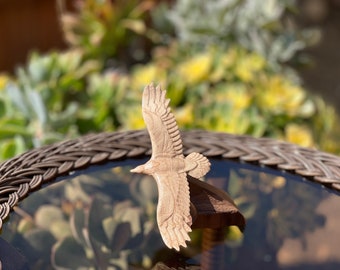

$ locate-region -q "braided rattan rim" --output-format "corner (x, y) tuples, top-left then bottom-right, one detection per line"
(1, 129), (340, 229)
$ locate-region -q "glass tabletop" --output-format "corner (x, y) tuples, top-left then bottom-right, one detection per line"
(1, 158), (340, 270)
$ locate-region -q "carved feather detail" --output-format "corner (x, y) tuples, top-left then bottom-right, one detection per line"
(154, 171), (191, 251)
(185, 152), (211, 179)
(142, 84), (183, 159)
(130, 83), (211, 251)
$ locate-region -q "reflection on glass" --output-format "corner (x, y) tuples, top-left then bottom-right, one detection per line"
(1, 159), (340, 269)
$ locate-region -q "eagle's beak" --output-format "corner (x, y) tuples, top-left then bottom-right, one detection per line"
(130, 165), (144, 174)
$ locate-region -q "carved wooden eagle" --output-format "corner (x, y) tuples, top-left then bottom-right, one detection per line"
(130, 83), (211, 251)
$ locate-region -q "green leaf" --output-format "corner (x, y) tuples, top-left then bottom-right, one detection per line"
(0, 135), (27, 159)
(70, 207), (87, 246)
(50, 220), (72, 240)
(5, 83), (29, 116)
(13, 135), (27, 154)
(28, 52), (49, 82)
(130, 176), (157, 204)
(120, 207), (142, 237)
(65, 179), (92, 203)
(0, 139), (16, 160)
(103, 219), (131, 251)
(0, 123), (31, 139)
(35, 205), (65, 229)
(52, 237), (91, 269)
(0, 99), (6, 116)
(88, 197), (112, 246)
(102, 217), (117, 242)
(25, 229), (56, 259)
(27, 88), (48, 124)
(235, 196), (257, 219)
(228, 171), (242, 197)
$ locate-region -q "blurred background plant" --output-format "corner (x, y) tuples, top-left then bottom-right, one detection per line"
(1, 0), (340, 268)
(59, 0), (160, 67)
(4, 158), (328, 269)
(4, 166), (164, 269)
(166, 0), (320, 69)
(0, 0), (338, 160)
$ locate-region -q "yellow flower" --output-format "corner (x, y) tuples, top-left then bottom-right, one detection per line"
(257, 75), (305, 116)
(285, 124), (314, 147)
(215, 109), (250, 134)
(177, 53), (212, 85)
(249, 53), (265, 70)
(226, 226), (243, 242)
(175, 104), (194, 127)
(132, 64), (165, 90)
(235, 61), (252, 82)
(124, 106), (146, 130)
(235, 53), (265, 82)
(272, 176), (286, 189)
(221, 84), (251, 110)
(0, 74), (9, 89)
(210, 48), (237, 82)
(222, 48), (238, 68)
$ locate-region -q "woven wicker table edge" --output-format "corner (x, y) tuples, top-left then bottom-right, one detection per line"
(0, 129), (339, 229)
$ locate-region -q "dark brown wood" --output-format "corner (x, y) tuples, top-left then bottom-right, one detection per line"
(0, 0), (72, 72)
(189, 175), (245, 231)
(201, 228), (225, 270)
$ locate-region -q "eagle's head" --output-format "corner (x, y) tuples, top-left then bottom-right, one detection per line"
(130, 164), (146, 174)
(130, 160), (157, 175)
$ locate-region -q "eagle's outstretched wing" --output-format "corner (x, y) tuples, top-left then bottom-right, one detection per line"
(142, 83), (183, 159)
(153, 171), (192, 251)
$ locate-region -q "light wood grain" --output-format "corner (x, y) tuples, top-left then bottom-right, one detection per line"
(131, 83), (211, 250)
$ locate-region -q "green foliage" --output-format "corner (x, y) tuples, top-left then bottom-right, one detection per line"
(1, 50), (129, 153)
(121, 44), (336, 152)
(167, 0), (319, 68)
(222, 167), (327, 264)
(52, 198), (146, 269)
(5, 168), (161, 269)
(1, 0), (340, 268)
(60, 0), (158, 65)
(4, 161), (328, 269)
(0, 0), (336, 158)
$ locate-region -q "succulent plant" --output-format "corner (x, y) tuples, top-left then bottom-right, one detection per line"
(3, 166), (164, 269)
(167, 0), (319, 68)
(51, 198), (147, 269)
(0, 0), (339, 268)
(59, 0), (158, 66)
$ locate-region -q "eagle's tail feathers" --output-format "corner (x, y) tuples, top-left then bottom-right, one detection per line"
(185, 152), (211, 179)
